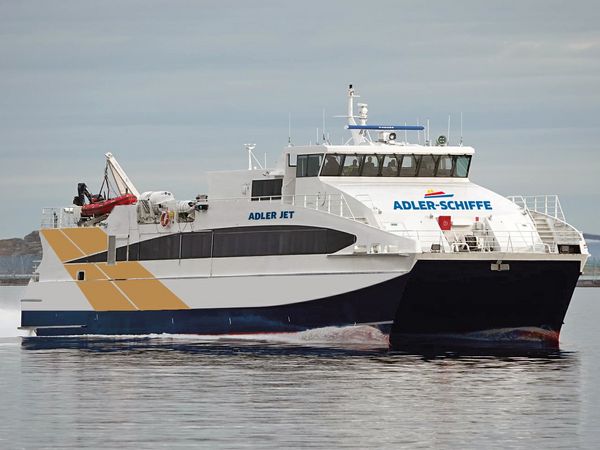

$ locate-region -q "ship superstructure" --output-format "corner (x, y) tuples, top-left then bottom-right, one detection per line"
(20, 86), (588, 344)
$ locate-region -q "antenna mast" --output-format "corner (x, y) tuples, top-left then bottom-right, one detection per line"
(322, 108), (326, 143)
(460, 112), (463, 146)
(347, 84), (366, 145)
(244, 143), (263, 170)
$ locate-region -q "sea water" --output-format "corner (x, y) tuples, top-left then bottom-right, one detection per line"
(1, 286), (599, 449)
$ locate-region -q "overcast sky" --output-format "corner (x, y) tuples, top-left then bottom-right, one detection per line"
(1, 0), (599, 238)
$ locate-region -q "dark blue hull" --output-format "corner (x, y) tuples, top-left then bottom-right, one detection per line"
(22, 259), (581, 341)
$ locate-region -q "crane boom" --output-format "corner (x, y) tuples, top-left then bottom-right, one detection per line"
(104, 152), (140, 198)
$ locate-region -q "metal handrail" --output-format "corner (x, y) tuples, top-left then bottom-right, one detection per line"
(40, 207), (77, 229)
(210, 194), (358, 221)
(41, 194), (360, 229)
(507, 195), (565, 222)
(393, 229), (583, 254)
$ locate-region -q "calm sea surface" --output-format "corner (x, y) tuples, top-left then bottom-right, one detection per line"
(0, 286), (599, 449)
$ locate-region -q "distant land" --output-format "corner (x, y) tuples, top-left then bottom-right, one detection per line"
(584, 233), (600, 241)
(0, 231), (41, 275)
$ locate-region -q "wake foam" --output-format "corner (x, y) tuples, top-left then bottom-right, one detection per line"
(32, 325), (390, 348)
(0, 308), (26, 338)
(291, 325), (389, 345)
(205, 325), (390, 347)
(0, 286), (26, 337)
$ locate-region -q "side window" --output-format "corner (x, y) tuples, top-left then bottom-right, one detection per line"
(181, 232), (212, 258)
(453, 155), (471, 177)
(296, 155), (308, 177)
(381, 155), (399, 177)
(287, 153), (297, 167)
(341, 155), (363, 176)
(139, 234), (181, 260)
(251, 179), (283, 200)
(399, 155), (419, 177)
(116, 245), (128, 261)
(361, 155), (380, 176)
(306, 154), (323, 177)
(321, 154), (343, 176)
(128, 242), (139, 261)
(212, 227), (356, 257)
(436, 155), (453, 177)
(417, 155), (438, 177)
(325, 229), (357, 253)
(279, 228), (327, 255)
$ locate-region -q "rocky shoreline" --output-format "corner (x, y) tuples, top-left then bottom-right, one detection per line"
(0, 231), (42, 284)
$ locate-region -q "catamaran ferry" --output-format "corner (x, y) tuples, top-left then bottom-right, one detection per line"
(20, 86), (589, 344)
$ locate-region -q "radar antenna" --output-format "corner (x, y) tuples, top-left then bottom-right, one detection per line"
(245, 143), (264, 170)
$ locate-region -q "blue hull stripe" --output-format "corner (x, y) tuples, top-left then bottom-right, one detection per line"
(23, 273), (409, 336)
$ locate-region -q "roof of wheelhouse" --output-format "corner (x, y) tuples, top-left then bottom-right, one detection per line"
(286, 144), (475, 156)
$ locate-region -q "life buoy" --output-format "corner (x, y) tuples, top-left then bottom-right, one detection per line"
(160, 210), (171, 227)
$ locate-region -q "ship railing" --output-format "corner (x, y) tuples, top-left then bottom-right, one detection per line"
(213, 194), (357, 221)
(40, 207), (77, 229)
(393, 229), (584, 254)
(506, 195), (586, 248)
(507, 195), (566, 222)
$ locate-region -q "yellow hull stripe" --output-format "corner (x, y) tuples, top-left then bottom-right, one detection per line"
(43, 227), (189, 311)
(61, 227), (108, 256)
(41, 229), (85, 262)
(100, 262), (189, 310)
(64, 264), (137, 311)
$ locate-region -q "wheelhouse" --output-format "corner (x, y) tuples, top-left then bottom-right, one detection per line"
(294, 150), (473, 178)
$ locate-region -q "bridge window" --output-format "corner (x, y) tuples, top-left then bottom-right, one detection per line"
(399, 155), (419, 176)
(361, 155), (380, 176)
(417, 155), (438, 177)
(321, 154), (343, 176)
(381, 155), (399, 176)
(296, 154), (323, 177)
(341, 155), (363, 176)
(296, 153), (471, 178)
(437, 155), (453, 177)
(453, 155), (471, 177)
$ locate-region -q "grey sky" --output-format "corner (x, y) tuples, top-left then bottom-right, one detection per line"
(1, 0), (599, 238)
